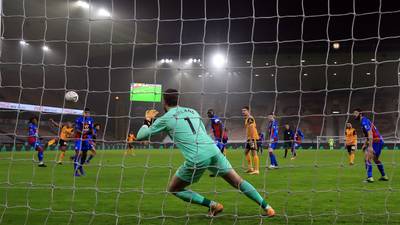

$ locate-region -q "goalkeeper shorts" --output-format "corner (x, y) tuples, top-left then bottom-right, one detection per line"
(175, 152), (232, 184)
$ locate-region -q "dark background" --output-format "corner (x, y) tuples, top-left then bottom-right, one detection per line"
(1, 0), (400, 145)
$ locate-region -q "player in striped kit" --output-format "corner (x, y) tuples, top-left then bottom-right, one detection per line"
(353, 109), (388, 183)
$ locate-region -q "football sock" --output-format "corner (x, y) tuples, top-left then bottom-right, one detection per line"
(253, 155), (259, 171)
(375, 160), (385, 176)
(174, 189), (212, 208)
(37, 150), (43, 162)
(245, 153), (252, 170)
(239, 180), (268, 209)
(59, 152), (65, 162)
(366, 160), (373, 178)
(269, 152), (278, 166)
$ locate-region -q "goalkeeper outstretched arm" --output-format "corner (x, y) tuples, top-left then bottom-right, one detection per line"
(136, 109), (164, 140)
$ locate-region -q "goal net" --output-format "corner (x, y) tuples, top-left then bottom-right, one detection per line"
(0, 0), (399, 224)
(316, 136), (348, 150)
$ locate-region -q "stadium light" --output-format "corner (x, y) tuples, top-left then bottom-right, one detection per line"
(271, 74), (274, 77)
(211, 53), (226, 68)
(255, 74), (259, 77)
(366, 72), (371, 75)
(161, 58), (173, 64)
(371, 58), (376, 62)
(186, 58), (200, 64)
(42, 45), (49, 51)
(332, 111), (340, 114)
(115, 96), (119, 100)
(303, 73), (308, 76)
(333, 73), (337, 76)
(75, 0), (89, 9)
(246, 60), (251, 64)
(19, 40), (28, 46)
(97, 8), (111, 17)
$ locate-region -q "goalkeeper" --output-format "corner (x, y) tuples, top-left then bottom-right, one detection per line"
(136, 89), (275, 217)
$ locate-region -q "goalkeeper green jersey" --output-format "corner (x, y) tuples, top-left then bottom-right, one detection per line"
(136, 106), (220, 163)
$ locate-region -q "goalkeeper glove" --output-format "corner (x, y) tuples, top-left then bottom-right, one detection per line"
(143, 109), (159, 127)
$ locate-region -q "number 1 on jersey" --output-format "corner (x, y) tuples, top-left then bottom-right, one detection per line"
(184, 117), (196, 134)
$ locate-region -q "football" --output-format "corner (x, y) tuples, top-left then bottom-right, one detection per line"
(65, 91), (79, 102)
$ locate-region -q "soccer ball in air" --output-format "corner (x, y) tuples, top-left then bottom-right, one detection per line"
(65, 91), (79, 102)
(333, 42), (340, 49)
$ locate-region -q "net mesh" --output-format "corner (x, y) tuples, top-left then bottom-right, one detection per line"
(0, 0), (399, 224)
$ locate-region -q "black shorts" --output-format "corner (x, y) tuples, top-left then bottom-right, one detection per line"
(59, 139), (67, 147)
(245, 139), (258, 151)
(283, 141), (292, 148)
(128, 143), (134, 149)
(346, 145), (356, 153)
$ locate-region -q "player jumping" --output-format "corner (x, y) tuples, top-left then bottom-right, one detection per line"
(345, 122), (357, 165)
(28, 116), (46, 167)
(242, 106), (260, 175)
(136, 89), (275, 217)
(267, 114), (279, 169)
(48, 119), (74, 164)
(74, 108), (94, 176)
(207, 109), (227, 155)
(291, 128), (304, 160)
(353, 109), (388, 183)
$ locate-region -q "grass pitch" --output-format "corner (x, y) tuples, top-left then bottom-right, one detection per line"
(0, 149), (399, 225)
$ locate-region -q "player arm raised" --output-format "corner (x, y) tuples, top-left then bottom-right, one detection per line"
(136, 109), (167, 140)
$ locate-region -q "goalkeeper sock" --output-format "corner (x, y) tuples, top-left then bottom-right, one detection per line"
(375, 160), (385, 176)
(239, 180), (268, 209)
(174, 189), (213, 208)
(245, 153), (252, 170)
(253, 154), (259, 171)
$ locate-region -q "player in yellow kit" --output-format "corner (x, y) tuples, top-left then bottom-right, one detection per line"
(125, 132), (136, 156)
(345, 122), (357, 165)
(242, 106), (260, 175)
(48, 119), (74, 164)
